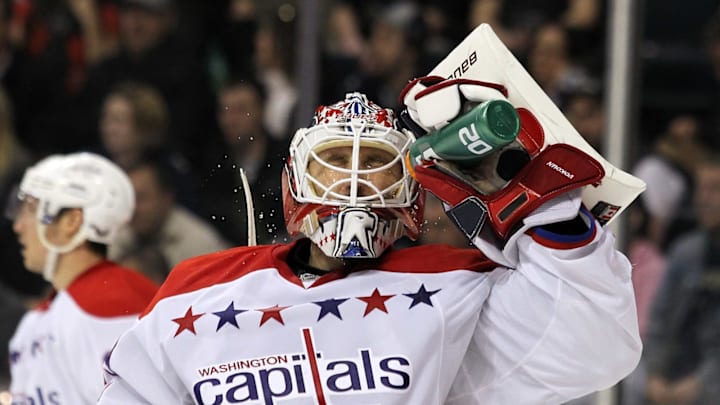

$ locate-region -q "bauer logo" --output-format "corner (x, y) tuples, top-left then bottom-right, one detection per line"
(447, 51), (477, 79)
(192, 328), (411, 404)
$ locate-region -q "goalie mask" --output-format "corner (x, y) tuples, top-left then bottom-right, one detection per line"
(283, 92), (425, 259)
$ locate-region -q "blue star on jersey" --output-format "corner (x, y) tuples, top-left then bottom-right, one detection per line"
(404, 284), (441, 308)
(313, 298), (349, 321)
(212, 302), (247, 331)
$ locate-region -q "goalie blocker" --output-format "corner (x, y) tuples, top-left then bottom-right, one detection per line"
(400, 24), (645, 244)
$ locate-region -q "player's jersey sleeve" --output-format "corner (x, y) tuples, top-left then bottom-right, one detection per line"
(447, 212), (642, 404)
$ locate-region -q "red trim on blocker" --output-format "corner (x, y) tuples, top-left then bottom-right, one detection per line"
(415, 78), (509, 100)
(398, 76), (444, 103)
(399, 76), (509, 105)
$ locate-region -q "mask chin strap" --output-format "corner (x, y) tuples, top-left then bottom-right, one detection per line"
(36, 222), (88, 283)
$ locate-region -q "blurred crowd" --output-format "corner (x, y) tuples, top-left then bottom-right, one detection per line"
(0, 0), (719, 403)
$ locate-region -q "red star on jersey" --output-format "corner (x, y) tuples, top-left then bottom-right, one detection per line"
(258, 305), (290, 326)
(357, 288), (395, 316)
(172, 307), (205, 337)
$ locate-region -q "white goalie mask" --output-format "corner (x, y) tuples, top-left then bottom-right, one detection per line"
(282, 92), (425, 258)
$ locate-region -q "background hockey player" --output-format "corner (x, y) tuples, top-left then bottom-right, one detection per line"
(98, 91), (641, 405)
(7, 152), (159, 404)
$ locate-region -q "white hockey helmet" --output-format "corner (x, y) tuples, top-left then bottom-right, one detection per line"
(282, 92), (425, 258)
(18, 152), (135, 246)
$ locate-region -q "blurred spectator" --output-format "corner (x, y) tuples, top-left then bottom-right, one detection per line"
(633, 115), (705, 249)
(467, 0), (604, 67)
(527, 22), (598, 107)
(621, 200), (668, 405)
(467, 0), (536, 56)
(3, 0), (121, 155)
(210, 0), (258, 81)
(324, 1), (366, 62)
(197, 76), (287, 246)
(115, 245), (169, 286)
(628, 201), (668, 341)
(421, 1), (468, 62)
(563, 88), (605, 150)
(206, 0), (298, 140)
(417, 193), (471, 248)
(0, 85), (48, 301)
(643, 153), (720, 405)
(109, 156), (230, 281)
(323, 2), (426, 110)
(96, 80), (199, 210)
(360, 2), (426, 110)
(320, 1), (367, 102)
(560, 0), (606, 73)
(98, 80), (168, 169)
(254, 12), (297, 140)
(79, 0), (214, 167)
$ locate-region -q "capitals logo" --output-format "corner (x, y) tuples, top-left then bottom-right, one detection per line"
(192, 328), (411, 404)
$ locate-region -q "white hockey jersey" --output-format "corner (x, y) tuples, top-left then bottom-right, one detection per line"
(9, 261), (158, 405)
(99, 216), (641, 405)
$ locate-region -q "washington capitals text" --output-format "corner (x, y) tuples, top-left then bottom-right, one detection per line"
(193, 329), (411, 405)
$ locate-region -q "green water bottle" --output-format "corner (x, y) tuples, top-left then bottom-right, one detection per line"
(408, 99), (520, 168)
